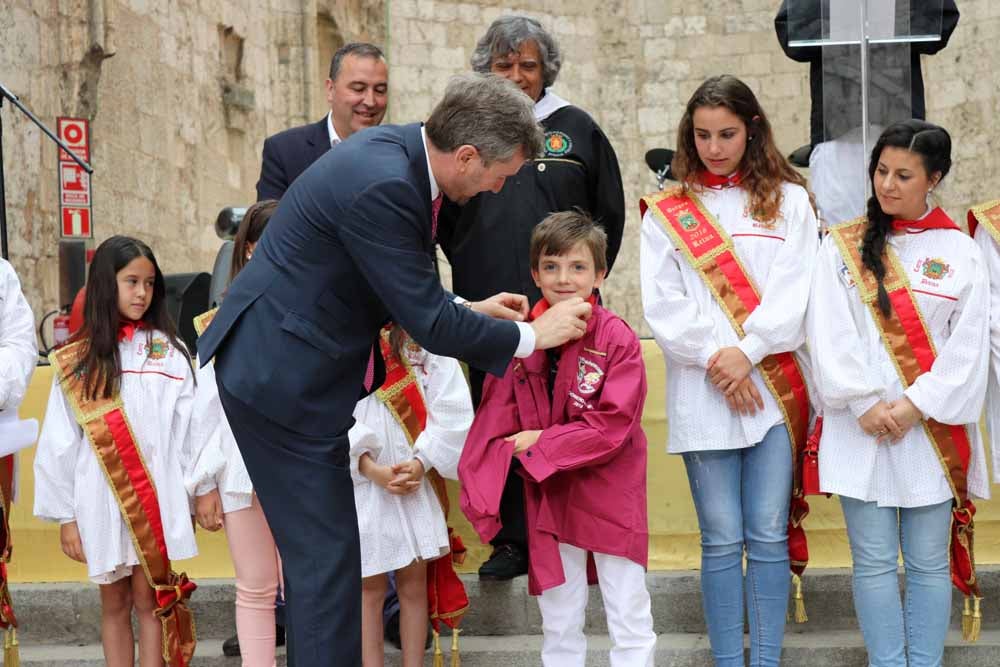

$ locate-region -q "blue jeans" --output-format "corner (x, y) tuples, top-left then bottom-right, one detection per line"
(840, 496), (953, 667)
(683, 425), (792, 667)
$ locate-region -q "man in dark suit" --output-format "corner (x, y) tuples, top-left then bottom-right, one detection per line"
(224, 41), (389, 659)
(198, 73), (592, 666)
(255, 42), (388, 201)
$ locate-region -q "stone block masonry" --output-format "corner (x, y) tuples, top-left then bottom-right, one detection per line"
(1, 0), (997, 337)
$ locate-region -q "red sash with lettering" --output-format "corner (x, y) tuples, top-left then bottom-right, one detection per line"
(830, 217), (983, 640)
(0, 451), (18, 661)
(375, 326), (468, 663)
(640, 188), (813, 619)
(50, 341), (198, 665)
(968, 199), (1000, 244)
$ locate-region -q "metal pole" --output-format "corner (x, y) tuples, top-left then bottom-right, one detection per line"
(0, 82), (94, 262)
(0, 83), (93, 173)
(859, 0), (871, 197)
(0, 95), (8, 259)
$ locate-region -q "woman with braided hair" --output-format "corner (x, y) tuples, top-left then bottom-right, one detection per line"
(807, 120), (990, 666)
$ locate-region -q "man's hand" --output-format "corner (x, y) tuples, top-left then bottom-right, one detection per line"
(470, 293), (530, 322)
(531, 297), (591, 350)
(60, 521), (86, 563)
(195, 489), (224, 532)
(708, 347), (753, 395)
(505, 430), (542, 454)
(724, 377), (765, 415)
(858, 401), (906, 444)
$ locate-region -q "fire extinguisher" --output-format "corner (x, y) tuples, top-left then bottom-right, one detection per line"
(52, 311), (71, 348)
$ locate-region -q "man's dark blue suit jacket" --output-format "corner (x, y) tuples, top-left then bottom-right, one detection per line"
(199, 123), (521, 437)
(255, 118), (330, 201)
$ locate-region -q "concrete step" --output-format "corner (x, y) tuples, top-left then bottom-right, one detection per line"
(9, 567), (1000, 644)
(11, 631), (1000, 666)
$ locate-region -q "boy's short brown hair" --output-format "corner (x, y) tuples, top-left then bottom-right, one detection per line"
(529, 210), (608, 273)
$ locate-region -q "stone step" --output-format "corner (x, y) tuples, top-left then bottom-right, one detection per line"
(11, 631), (1000, 667)
(9, 567), (1000, 645)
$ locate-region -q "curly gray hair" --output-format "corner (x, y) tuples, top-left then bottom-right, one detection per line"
(470, 16), (562, 89)
(425, 73), (544, 164)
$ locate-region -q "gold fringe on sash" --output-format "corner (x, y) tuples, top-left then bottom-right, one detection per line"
(4, 627), (19, 667)
(450, 627), (461, 667)
(962, 596), (982, 642)
(432, 629), (444, 667)
(791, 574), (808, 624)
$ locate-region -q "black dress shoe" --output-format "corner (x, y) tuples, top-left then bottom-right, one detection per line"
(221, 625), (286, 657)
(222, 633), (241, 657)
(478, 544), (528, 581)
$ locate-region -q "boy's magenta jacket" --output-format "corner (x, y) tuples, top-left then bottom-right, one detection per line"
(459, 304), (649, 595)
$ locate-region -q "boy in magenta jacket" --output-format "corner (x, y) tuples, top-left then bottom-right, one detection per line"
(459, 210), (655, 666)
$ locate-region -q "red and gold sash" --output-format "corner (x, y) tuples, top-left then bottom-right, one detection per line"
(968, 199), (1000, 244)
(192, 308), (218, 338)
(830, 217), (983, 640)
(49, 341), (197, 665)
(374, 326), (468, 664)
(640, 188), (813, 620)
(0, 451), (18, 662)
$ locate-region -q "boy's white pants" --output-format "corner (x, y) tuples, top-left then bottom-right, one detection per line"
(537, 542), (656, 666)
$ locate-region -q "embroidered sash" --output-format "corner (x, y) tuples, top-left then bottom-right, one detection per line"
(49, 341), (197, 665)
(0, 452), (17, 659)
(968, 199), (1000, 244)
(640, 188), (813, 616)
(830, 217), (983, 639)
(192, 308), (218, 338)
(374, 326), (468, 661)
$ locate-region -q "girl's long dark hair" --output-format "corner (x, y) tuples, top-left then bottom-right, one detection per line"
(71, 236), (191, 400)
(863, 120), (952, 317)
(230, 200), (278, 280)
(672, 74), (811, 223)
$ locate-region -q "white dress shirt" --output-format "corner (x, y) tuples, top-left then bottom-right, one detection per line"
(641, 182), (819, 454)
(808, 227), (990, 506)
(326, 112), (341, 147)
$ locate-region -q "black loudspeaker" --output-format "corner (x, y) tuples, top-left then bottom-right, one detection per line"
(164, 272), (211, 355)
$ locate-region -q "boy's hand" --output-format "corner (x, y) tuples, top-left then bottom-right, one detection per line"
(531, 298), (591, 350)
(60, 521), (86, 563)
(389, 459), (425, 495)
(505, 430), (542, 454)
(195, 489), (224, 532)
(707, 347), (753, 394)
(471, 293), (529, 322)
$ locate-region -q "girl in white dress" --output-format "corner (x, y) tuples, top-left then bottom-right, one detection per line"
(34, 236), (197, 667)
(807, 120), (989, 666)
(351, 325), (473, 667)
(186, 200), (281, 667)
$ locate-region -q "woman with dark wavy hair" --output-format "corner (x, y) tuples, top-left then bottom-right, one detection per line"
(641, 74), (819, 666)
(808, 120), (990, 666)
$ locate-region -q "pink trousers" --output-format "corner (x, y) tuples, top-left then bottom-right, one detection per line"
(224, 494), (281, 667)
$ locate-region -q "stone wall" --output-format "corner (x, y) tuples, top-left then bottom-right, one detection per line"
(0, 0), (385, 339)
(1, 0), (997, 340)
